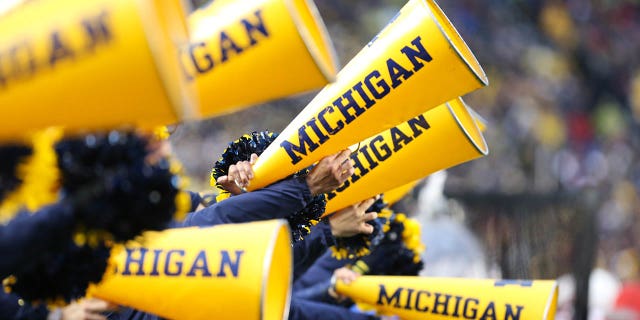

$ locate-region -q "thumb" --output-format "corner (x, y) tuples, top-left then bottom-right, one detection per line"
(216, 175), (230, 184)
(250, 153), (258, 165)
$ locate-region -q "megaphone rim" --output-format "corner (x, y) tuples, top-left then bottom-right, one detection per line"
(421, 0), (489, 87)
(137, 0), (200, 121)
(260, 219), (293, 320)
(446, 98), (489, 156)
(543, 281), (559, 320)
(284, 0), (340, 83)
(467, 105), (489, 133)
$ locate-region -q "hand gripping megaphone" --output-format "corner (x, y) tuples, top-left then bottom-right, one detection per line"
(335, 276), (559, 320)
(89, 220), (292, 320)
(184, 0), (338, 117)
(0, 0), (197, 141)
(323, 97), (487, 215)
(246, 0), (488, 190)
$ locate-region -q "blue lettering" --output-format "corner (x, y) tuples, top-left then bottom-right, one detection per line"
(187, 250), (213, 277)
(333, 89), (366, 124)
(349, 152), (368, 183)
(390, 127), (413, 152)
(49, 31), (74, 66)
(359, 145), (379, 170)
(189, 42), (214, 74)
(352, 81), (376, 108)
(408, 115), (430, 138)
(306, 118), (329, 144)
(463, 298), (479, 319)
(432, 293), (451, 315)
(164, 249), (185, 276)
(386, 58), (414, 88)
(415, 290), (431, 312)
(505, 304), (524, 320)
(82, 11), (111, 51)
(149, 249), (163, 276)
(404, 288), (415, 310)
(480, 302), (497, 320)
(122, 248), (148, 276)
(369, 135), (391, 162)
(219, 31), (243, 63)
(242, 10), (269, 46)
(400, 36), (432, 72)
(280, 126), (319, 164)
(363, 70), (391, 99)
(452, 296), (463, 317)
(317, 106), (344, 135)
(217, 250), (244, 277)
(376, 285), (402, 308)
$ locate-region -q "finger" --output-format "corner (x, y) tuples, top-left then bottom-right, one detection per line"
(339, 157), (354, 171)
(235, 166), (250, 187)
(334, 149), (352, 167)
(240, 162), (254, 180)
(340, 167), (355, 180)
(217, 176), (242, 194)
(84, 299), (118, 312)
(216, 175), (229, 185)
(359, 222), (374, 235)
(228, 164), (239, 180)
(362, 212), (378, 223)
(328, 287), (338, 299)
(250, 153), (258, 165)
(357, 197), (376, 211)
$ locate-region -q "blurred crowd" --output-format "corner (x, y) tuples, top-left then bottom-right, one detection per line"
(176, 0), (640, 318)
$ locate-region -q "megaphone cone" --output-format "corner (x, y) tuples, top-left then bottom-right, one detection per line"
(247, 0), (488, 190)
(382, 179), (421, 206)
(0, 0), (197, 141)
(336, 276), (559, 320)
(184, 0), (338, 117)
(323, 97), (487, 215)
(89, 220), (292, 320)
(468, 106), (488, 132)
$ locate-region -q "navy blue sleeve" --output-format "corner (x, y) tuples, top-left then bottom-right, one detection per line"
(180, 177), (312, 227)
(293, 251), (351, 292)
(187, 191), (203, 212)
(106, 307), (162, 320)
(292, 223), (335, 282)
(0, 292), (49, 320)
(0, 202), (75, 278)
(289, 298), (377, 320)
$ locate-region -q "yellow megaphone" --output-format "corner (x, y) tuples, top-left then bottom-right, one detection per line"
(246, 0), (488, 190)
(382, 180), (421, 206)
(0, 0), (197, 141)
(468, 106), (488, 132)
(323, 97), (487, 215)
(336, 276), (559, 320)
(89, 220), (292, 320)
(184, 0), (338, 117)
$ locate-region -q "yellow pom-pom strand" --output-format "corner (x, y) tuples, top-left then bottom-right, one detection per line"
(152, 126), (171, 141)
(0, 128), (62, 223)
(215, 187), (231, 203)
(398, 214), (426, 262)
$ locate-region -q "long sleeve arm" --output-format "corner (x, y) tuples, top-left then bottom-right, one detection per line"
(292, 223), (335, 282)
(179, 177), (312, 227)
(0, 202), (75, 278)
